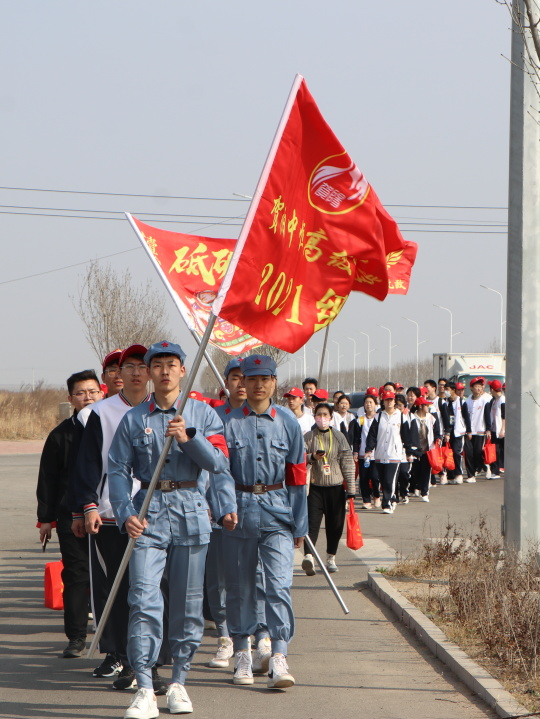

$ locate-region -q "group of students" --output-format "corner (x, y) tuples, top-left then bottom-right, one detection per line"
(37, 344), (308, 719)
(283, 375), (506, 524)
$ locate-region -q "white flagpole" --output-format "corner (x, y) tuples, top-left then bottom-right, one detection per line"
(125, 212), (228, 396)
(212, 73), (304, 317)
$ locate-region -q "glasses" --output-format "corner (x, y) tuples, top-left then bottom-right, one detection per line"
(121, 363), (147, 374)
(103, 367), (119, 376)
(72, 389), (101, 398)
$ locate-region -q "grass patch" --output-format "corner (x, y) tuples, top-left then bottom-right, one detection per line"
(386, 517), (540, 713)
(0, 383), (66, 439)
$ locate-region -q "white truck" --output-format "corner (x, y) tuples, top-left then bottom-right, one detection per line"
(432, 353), (506, 389)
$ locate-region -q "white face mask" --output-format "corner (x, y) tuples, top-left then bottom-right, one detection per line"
(315, 415), (331, 430)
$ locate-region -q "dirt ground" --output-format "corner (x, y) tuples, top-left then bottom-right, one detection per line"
(0, 440), (45, 455)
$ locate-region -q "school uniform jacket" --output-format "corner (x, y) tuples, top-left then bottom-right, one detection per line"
(365, 410), (413, 462)
(441, 397), (472, 436)
(409, 413), (442, 457)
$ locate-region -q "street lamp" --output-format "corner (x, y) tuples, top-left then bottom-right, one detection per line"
(331, 340), (342, 390)
(402, 317), (423, 386)
(347, 337), (357, 392)
(378, 325), (393, 378)
(480, 284), (504, 353)
(360, 331), (375, 387)
(312, 349), (320, 377)
(434, 305), (454, 352)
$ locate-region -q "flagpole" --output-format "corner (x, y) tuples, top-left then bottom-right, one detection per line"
(212, 73), (304, 317)
(87, 314), (218, 658)
(304, 535), (349, 614)
(318, 326), (330, 385)
(125, 212), (228, 397)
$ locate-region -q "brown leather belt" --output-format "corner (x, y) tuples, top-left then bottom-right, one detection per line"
(235, 482), (283, 494)
(140, 480), (198, 492)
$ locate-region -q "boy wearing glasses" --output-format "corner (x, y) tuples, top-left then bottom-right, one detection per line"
(37, 369), (103, 658)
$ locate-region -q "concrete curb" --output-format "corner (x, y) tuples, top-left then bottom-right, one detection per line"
(368, 571), (529, 719)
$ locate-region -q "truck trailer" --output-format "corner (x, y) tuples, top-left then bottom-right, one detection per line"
(432, 353), (506, 389)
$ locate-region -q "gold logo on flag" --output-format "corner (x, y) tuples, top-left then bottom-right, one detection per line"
(308, 152), (370, 215)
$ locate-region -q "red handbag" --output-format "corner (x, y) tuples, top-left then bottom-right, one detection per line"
(346, 498), (364, 550)
(44, 560), (64, 610)
(427, 445), (444, 474)
(442, 442), (455, 471)
(483, 438), (497, 465)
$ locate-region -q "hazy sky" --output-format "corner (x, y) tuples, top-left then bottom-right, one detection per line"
(1, 1), (511, 390)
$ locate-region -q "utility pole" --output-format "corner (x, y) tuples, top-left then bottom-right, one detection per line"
(505, 0), (540, 553)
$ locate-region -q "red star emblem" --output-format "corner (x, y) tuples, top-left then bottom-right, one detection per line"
(161, 342), (169, 347)
(254, 358), (261, 364)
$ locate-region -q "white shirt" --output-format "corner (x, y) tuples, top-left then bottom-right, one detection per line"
(465, 393), (490, 434)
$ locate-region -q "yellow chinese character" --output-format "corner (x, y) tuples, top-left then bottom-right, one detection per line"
(314, 288), (347, 331)
(144, 235), (161, 265)
(394, 279), (406, 290)
(211, 248), (232, 279)
(304, 228), (328, 262)
(298, 222), (306, 251)
(388, 281), (395, 291)
(287, 210), (298, 248)
(169, 243), (217, 286)
(269, 196), (285, 233)
(327, 250), (352, 275)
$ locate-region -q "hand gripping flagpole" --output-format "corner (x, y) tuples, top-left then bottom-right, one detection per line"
(304, 535), (349, 614)
(87, 315), (218, 658)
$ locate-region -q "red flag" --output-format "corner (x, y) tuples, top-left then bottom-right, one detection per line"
(127, 216), (262, 356)
(386, 240), (418, 295)
(213, 76), (415, 353)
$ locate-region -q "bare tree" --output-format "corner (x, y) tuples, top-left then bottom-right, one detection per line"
(72, 260), (171, 361)
(497, 1), (540, 118)
(200, 343), (289, 396)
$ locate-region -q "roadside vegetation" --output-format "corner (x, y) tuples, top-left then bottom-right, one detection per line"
(386, 517), (540, 712)
(0, 384), (66, 440)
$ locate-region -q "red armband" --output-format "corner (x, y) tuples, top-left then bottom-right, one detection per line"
(207, 433), (229, 458)
(285, 461), (307, 486)
(36, 521), (57, 528)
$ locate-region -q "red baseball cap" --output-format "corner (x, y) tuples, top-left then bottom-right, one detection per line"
(208, 398), (226, 408)
(419, 386), (429, 396)
(366, 387), (379, 398)
(381, 390), (395, 400)
(102, 349), (122, 370)
(395, 382), (404, 390)
(488, 380), (503, 391)
(283, 387), (304, 399)
(313, 389), (329, 400)
(470, 376), (485, 387)
(119, 344), (147, 367)
(379, 385), (386, 395)
(455, 382), (466, 390)
(414, 396), (432, 406)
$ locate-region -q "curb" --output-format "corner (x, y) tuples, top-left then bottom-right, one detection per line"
(367, 571), (529, 719)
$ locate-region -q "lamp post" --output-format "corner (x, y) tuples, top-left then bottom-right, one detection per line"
(347, 337), (357, 392)
(480, 284), (504, 353)
(331, 340), (341, 390)
(402, 317), (421, 386)
(378, 325), (392, 378)
(312, 349), (320, 377)
(360, 331), (373, 386)
(434, 305), (453, 352)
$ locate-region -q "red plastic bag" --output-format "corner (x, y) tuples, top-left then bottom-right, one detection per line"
(483, 438), (497, 465)
(442, 442), (455, 471)
(346, 498), (363, 550)
(44, 560), (64, 610)
(427, 445), (444, 474)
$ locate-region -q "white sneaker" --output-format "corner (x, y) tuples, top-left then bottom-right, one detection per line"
(382, 507), (393, 514)
(373, 498), (382, 508)
(326, 555), (338, 573)
(414, 489), (421, 497)
(166, 682), (193, 714)
(208, 636), (234, 668)
(421, 495), (430, 503)
(391, 501), (397, 511)
(267, 654), (295, 689)
(233, 651), (254, 685)
(362, 503), (372, 510)
(455, 475), (463, 484)
(485, 466), (492, 479)
(402, 496), (409, 504)
(465, 477), (476, 483)
(301, 554), (316, 576)
(124, 688), (159, 719)
(252, 637), (271, 674)
(490, 475), (501, 479)
(440, 475), (448, 485)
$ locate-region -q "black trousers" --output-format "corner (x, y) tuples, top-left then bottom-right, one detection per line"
(464, 434), (486, 477)
(447, 433), (464, 478)
(305, 484), (346, 556)
(489, 435), (503, 475)
(411, 455), (431, 497)
(358, 460), (380, 503)
(375, 463), (399, 509)
(397, 462), (411, 499)
(57, 529), (89, 641)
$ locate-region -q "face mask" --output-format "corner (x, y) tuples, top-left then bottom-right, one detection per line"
(315, 416), (331, 430)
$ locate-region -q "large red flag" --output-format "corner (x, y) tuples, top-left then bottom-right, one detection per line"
(213, 76), (416, 353)
(127, 216), (262, 355)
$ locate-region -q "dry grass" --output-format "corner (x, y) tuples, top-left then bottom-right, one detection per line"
(386, 517), (540, 713)
(0, 383), (67, 439)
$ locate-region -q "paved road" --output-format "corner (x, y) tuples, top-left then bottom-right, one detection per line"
(0, 454), (503, 719)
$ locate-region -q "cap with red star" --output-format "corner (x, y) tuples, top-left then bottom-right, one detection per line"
(242, 355), (277, 377)
(144, 341), (186, 365)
